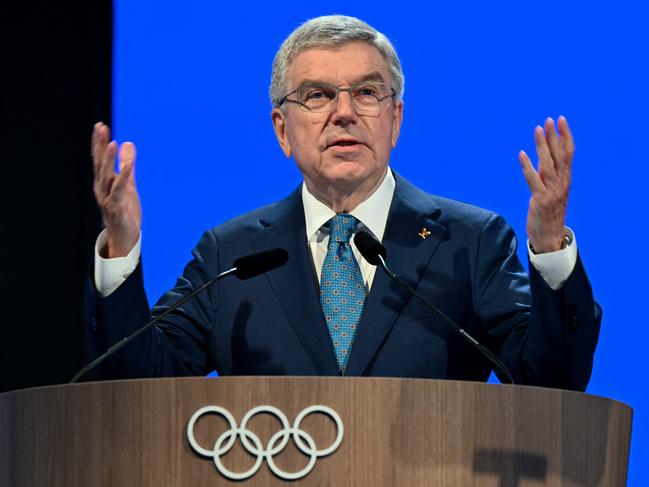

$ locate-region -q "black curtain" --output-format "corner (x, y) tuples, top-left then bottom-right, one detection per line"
(0, 2), (111, 392)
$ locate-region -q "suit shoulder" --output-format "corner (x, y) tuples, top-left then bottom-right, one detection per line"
(432, 194), (503, 229)
(202, 202), (279, 240)
(394, 171), (505, 232)
(401, 183), (504, 232)
(200, 185), (302, 242)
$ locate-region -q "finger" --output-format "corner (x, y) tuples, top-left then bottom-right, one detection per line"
(557, 115), (575, 176)
(557, 115), (574, 150)
(111, 159), (133, 200)
(91, 122), (110, 174)
(119, 141), (137, 170)
(519, 150), (545, 194)
(96, 140), (117, 198)
(544, 117), (561, 167)
(534, 125), (558, 181)
(91, 122), (99, 157)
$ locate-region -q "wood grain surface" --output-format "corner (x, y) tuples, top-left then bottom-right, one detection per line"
(0, 377), (633, 486)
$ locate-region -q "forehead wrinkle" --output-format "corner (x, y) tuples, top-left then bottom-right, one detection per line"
(287, 44), (391, 91)
(290, 68), (390, 93)
(298, 71), (386, 88)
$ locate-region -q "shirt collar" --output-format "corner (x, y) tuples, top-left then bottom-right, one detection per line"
(302, 169), (395, 242)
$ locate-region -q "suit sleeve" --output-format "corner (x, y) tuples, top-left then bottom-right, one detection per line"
(474, 214), (601, 390)
(84, 230), (221, 379)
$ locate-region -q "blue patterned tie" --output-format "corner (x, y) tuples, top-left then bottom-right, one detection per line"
(320, 214), (366, 373)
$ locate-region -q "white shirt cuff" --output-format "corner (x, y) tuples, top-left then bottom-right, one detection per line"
(527, 227), (577, 291)
(94, 230), (142, 297)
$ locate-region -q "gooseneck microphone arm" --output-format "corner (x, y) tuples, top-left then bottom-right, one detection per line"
(376, 253), (515, 384)
(69, 268), (234, 384)
(354, 231), (515, 385)
(70, 248), (289, 383)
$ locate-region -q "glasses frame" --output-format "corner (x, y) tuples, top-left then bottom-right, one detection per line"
(277, 81), (396, 116)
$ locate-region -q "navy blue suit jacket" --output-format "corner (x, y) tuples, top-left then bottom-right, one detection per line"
(86, 173), (601, 390)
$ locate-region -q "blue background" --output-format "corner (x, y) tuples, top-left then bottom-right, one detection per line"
(113, 1), (648, 484)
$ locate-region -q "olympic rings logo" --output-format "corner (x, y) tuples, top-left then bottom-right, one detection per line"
(186, 404), (344, 481)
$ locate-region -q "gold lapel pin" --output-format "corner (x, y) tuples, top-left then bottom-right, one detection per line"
(418, 227), (432, 239)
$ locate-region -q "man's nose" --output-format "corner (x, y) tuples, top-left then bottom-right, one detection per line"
(331, 90), (358, 125)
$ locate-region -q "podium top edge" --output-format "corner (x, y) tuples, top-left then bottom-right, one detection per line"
(0, 376), (633, 412)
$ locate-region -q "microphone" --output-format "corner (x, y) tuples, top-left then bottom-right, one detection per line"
(354, 231), (515, 385)
(70, 248), (289, 383)
(233, 248), (288, 279)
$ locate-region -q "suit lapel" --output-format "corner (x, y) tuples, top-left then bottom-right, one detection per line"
(247, 174), (447, 377)
(249, 188), (339, 375)
(345, 174), (446, 375)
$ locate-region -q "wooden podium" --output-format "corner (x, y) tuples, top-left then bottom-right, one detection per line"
(0, 377), (632, 486)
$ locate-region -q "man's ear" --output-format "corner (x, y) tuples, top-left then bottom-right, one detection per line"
(391, 100), (404, 148)
(271, 108), (292, 158)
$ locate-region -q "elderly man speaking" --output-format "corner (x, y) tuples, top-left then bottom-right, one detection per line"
(88, 15), (600, 389)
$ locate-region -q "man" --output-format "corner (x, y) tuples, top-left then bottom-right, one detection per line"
(88, 15), (600, 389)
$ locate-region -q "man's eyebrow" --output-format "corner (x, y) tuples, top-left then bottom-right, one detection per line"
(297, 79), (329, 86)
(354, 72), (386, 83)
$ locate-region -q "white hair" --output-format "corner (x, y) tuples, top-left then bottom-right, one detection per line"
(270, 15), (405, 109)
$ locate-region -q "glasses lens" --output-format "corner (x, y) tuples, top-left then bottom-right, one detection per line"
(293, 82), (393, 115)
(297, 84), (338, 112)
(351, 83), (385, 115)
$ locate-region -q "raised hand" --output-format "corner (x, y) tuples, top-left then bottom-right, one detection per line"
(92, 122), (142, 258)
(519, 116), (574, 253)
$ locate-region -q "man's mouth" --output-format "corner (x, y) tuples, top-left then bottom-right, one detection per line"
(327, 138), (364, 149)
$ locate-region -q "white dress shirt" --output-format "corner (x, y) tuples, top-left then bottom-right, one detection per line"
(302, 169), (395, 290)
(95, 169), (577, 297)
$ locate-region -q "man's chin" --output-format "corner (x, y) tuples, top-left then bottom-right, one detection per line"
(326, 161), (368, 179)
(319, 160), (385, 186)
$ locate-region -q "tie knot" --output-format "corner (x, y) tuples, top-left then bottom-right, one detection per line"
(327, 214), (359, 245)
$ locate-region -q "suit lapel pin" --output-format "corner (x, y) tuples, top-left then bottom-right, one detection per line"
(418, 227), (432, 239)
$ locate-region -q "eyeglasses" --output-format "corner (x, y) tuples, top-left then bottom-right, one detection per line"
(277, 81), (396, 117)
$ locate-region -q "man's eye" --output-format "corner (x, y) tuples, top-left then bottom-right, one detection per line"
(355, 85), (379, 97)
(306, 90), (327, 100)
(304, 89), (336, 101)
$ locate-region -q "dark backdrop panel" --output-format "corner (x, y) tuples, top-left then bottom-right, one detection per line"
(0, 2), (110, 392)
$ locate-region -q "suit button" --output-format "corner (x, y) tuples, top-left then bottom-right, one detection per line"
(567, 303), (578, 331)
